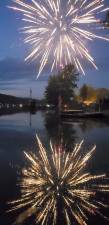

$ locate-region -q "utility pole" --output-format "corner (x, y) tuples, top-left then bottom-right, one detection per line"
(30, 88), (32, 100)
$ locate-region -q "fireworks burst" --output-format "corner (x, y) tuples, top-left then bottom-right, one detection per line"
(9, 0), (109, 77)
(8, 136), (109, 225)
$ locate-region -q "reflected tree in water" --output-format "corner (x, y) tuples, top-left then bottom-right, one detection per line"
(78, 118), (109, 133)
(44, 112), (77, 151)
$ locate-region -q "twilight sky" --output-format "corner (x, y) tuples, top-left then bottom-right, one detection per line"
(0, 0), (109, 99)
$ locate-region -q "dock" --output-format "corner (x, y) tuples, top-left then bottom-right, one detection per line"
(60, 110), (105, 119)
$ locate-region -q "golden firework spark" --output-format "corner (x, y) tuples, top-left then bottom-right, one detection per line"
(9, 0), (109, 77)
(8, 135), (109, 225)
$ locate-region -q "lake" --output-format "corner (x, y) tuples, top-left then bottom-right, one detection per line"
(0, 111), (109, 225)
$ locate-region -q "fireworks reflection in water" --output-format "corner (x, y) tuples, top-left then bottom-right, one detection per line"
(8, 135), (109, 225)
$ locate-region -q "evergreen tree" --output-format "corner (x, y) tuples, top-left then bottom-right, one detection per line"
(45, 64), (78, 107)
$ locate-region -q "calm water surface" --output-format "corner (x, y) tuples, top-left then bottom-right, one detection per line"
(0, 111), (109, 225)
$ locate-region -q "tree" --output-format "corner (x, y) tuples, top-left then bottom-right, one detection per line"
(96, 88), (109, 102)
(45, 64), (78, 108)
(79, 84), (88, 102)
(79, 84), (97, 105)
(103, 11), (109, 27)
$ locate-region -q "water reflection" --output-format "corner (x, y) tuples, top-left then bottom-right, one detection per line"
(44, 112), (109, 173)
(8, 136), (109, 225)
(0, 112), (109, 225)
(44, 111), (77, 150)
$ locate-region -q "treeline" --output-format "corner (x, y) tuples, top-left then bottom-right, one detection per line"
(0, 93), (42, 108)
(76, 84), (109, 106)
(45, 64), (109, 109)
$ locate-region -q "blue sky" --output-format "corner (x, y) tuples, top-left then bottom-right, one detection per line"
(0, 0), (109, 99)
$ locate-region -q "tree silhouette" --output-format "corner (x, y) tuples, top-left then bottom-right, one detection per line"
(45, 64), (78, 108)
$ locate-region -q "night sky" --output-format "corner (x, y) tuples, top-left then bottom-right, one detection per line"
(0, 0), (109, 99)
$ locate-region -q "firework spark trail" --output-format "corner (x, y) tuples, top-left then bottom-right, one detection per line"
(8, 135), (109, 225)
(9, 0), (109, 77)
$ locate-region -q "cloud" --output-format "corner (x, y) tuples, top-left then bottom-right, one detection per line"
(0, 58), (35, 81)
(0, 58), (49, 98)
(0, 57), (52, 81)
(0, 54), (109, 99)
(0, 79), (47, 99)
